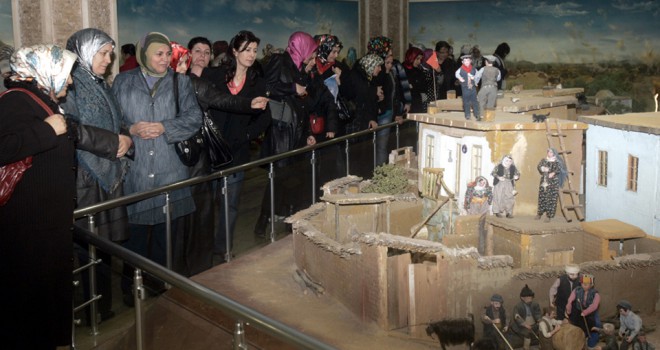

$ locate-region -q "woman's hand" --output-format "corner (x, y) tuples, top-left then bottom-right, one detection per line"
(251, 97), (269, 110)
(295, 83), (307, 97)
(368, 120), (378, 130)
(332, 66), (342, 85)
(548, 172), (555, 178)
(45, 114), (67, 135)
(130, 121), (165, 139)
(117, 134), (133, 157)
(376, 86), (384, 101)
(306, 135), (316, 146)
(325, 131), (335, 139)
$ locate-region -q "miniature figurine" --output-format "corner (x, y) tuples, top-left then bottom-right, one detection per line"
(455, 46), (480, 120)
(482, 294), (509, 349)
(511, 284), (542, 350)
(617, 300), (643, 350)
(565, 274), (601, 349)
(634, 331), (655, 350)
(475, 55), (501, 122)
(538, 306), (562, 350)
(548, 264), (581, 321)
(593, 323), (619, 350)
(491, 155), (520, 218)
(535, 148), (567, 223)
(464, 176), (493, 216)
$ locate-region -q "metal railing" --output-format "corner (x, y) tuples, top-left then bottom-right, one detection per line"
(72, 120), (413, 349)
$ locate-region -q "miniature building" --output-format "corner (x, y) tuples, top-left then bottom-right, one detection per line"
(579, 112), (660, 237)
(407, 111), (587, 221)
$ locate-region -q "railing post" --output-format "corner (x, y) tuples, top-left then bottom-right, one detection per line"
(223, 176), (232, 262)
(311, 149), (317, 204)
(344, 140), (350, 176)
(133, 269), (146, 350)
(395, 123), (400, 150)
(164, 192), (172, 272)
(372, 129), (377, 170)
(233, 320), (248, 350)
(268, 163), (276, 242)
(86, 215), (100, 336)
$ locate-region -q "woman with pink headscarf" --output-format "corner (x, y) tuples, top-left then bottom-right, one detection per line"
(257, 31), (335, 230)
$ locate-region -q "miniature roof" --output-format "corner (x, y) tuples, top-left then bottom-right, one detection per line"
(580, 219), (646, 240)
(578, 112), (660, 136)
(407, 112), (588, 132)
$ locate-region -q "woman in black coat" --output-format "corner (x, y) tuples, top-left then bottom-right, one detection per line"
(1, 44), (80, 349)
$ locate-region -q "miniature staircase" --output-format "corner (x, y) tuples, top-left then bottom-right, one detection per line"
(544, 119), (584, 222)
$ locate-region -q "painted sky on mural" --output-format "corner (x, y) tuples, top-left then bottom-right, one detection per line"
(117, 0), (358, 59)
(0, 0), (12, 46)
(409, 0), (660, 64)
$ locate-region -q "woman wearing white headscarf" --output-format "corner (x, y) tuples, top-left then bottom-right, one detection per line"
(0, 44), (77, 349)
(62, 27), (133, 321)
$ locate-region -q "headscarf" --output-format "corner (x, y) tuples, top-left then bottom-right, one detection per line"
(314, 34), (342, 63)
(367, 36), (392, 59)
(169, 41), (190, 71)
(359, 54), (383, 80)
(403, 47), (423, 69)
(286, 31), (318, 70)
(136, 31), (171, 78)
(66, 28), (115, 79)
(474, 175), (489, 189)
(9, 44), (76, 97)
(345, 47), (357, 68)
(547, 148), (568, 187)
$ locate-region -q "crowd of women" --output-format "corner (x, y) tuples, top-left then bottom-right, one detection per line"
(0, 27), (462, 348)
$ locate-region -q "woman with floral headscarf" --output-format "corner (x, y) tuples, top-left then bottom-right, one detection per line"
(536, 148), (567, 222)
(112, 32), (202, 298)
(62, 27), (134, 321)
(344, 53), (382, 134)
(491, 154), (520, 218)
(0, 44), (77, 348)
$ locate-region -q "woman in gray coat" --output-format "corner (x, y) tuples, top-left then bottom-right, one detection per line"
(112, 32), (201, 298)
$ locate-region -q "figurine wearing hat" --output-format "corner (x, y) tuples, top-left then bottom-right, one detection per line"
(454, 45), (480, 120)
(548, 264), (581, 321)
(482, 293), (508, 348)
(565, 274), (601, 348)
(617, 300), (643, 350)
(475, 55), (501, 122)
(512, 285), (542, 349)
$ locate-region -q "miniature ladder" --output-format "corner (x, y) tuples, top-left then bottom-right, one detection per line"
(544, 119), (584, 222)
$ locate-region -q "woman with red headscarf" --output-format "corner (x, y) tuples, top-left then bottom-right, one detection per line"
(402, 46), (427, 113)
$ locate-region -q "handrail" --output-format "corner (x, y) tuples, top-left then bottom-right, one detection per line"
(72, 225), (336, 350)
(73, 120), (408, 219)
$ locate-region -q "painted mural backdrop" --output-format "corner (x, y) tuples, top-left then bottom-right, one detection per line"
(410, 0), (660, 112)
(117, 0), (358, 60)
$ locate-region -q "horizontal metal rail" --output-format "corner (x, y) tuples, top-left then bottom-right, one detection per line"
(72, 225), (335, 350)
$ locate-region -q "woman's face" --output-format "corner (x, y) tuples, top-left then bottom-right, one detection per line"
(478, 178), (486, 187)
(327, 46), (340, 63)
(547, 149), (554, 158)
(436, 46), (449, 63)
(92, 43), (113, 76)
(384, 55), (393, 73)
(190, 43), (211, 70)
(55, 75), (73, 99)
(503, 157), (513, 167)
(372, 64), (382, 77)
(413, 55), (422, 68)
(234, 41), (258, 70)
(175, 53), (189, 74)
(148, 43), (172, 74)
(302, 51), (317, 73)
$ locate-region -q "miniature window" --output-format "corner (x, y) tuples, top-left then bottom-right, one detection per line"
(471, 145), (482, 180)
(597, 150), (607, 187)
(425, 135), (434, 168)
(626, 155), (638, 192)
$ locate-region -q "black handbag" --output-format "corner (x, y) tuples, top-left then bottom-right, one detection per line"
(201, 113), (233, 171)
(173, 73), (202, 166)
(336, 95), (354, 122)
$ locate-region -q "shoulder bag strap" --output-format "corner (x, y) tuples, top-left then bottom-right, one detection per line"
(173, 73), (180, 116)
(0, 88), (55, 115)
